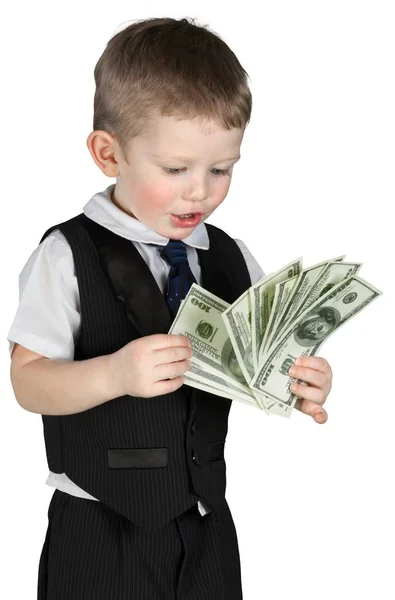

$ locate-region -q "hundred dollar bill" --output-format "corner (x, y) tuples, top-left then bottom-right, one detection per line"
(249, 272), (273, 369)
(250, 258), (303, 371)
(263, 398), (293, 418)
(249, 275), (383, 411)
(168, 283), (261, 403)
(260, 381), (312, 417)
(184, 374), (264, 410)
(250, 388), (275, 412)
(259, 274), (299, 358)
(222, 287), (255, 385)
(289, 261), (362, 325)
(184, 360), (264, 410)
(185, 365), (274, 413)
(268, 255), (345, 349)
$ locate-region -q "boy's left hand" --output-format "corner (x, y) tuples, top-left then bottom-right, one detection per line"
(288, 356), (332, 424)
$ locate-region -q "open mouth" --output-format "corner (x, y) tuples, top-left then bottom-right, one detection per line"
(176, 212), (202, 217)
(171, 213), (202, 227)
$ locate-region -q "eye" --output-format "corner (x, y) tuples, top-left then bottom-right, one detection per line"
(163, 167), (232, 177)
(212, 168), (232, 177)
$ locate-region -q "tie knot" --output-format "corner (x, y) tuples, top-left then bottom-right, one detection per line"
(160, 239), (188, 267)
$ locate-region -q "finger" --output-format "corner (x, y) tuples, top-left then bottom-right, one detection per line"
(153, 375), (186, 396)
(154, 344), (192, 366)
(288, 365), (327, 389)
(294, 397), (328, 424)
(154, 358), (191, 382)
(150, 333), (191, 350)
(290, 381), (327, 405)
(295, 356), (332, 376)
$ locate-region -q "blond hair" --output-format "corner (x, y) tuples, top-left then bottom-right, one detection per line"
(92, 17), (252, 161)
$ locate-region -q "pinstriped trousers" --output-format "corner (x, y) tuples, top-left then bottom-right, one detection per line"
(37, 490), (243, 599)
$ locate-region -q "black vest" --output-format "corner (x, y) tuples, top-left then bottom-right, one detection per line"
(39, 213), (251, 531)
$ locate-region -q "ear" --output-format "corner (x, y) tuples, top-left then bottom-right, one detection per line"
(86, 130), (120, 177)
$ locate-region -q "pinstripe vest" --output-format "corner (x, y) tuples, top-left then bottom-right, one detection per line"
(39, 213), (251, 531)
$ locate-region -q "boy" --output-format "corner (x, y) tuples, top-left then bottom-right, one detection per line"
(8, 16), (332, 599)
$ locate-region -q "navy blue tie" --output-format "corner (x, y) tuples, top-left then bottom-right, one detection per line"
(160, 239), (197, 317)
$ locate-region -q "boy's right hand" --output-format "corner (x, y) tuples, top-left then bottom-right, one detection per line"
(108, 334), (193, 398)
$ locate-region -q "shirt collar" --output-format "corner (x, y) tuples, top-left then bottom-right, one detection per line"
(82, 183), (210, 249)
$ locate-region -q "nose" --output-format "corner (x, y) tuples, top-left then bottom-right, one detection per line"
(182, 175), (209, 204)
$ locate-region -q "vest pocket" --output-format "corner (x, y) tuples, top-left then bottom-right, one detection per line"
(108, 448), (168, 468)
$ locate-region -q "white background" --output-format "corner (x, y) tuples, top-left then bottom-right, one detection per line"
(1, 1), (393, 598)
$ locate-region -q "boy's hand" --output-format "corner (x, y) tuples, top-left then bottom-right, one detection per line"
(109, 334), (192, 399)
(288, 356), (332, 424)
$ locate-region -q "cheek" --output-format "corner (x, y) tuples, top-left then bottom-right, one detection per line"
(212, 180), (231, 206)
(137, 180), (175, 211)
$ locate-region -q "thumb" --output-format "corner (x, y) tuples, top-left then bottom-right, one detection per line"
(295, 398), (328, 424)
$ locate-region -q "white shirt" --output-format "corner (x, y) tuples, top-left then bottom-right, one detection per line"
(7, 183), (265, 517)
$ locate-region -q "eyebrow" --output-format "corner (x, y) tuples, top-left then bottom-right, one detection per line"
(151, 154), (241, 162)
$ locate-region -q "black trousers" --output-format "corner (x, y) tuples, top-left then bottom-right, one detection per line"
(37, 490), (243, 599)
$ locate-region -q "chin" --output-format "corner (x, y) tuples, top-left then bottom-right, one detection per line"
(168, 230), (191, 239)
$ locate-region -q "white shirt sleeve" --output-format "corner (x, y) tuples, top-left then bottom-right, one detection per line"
(7, 230), (81, 361)
(234, 239), (265, 285)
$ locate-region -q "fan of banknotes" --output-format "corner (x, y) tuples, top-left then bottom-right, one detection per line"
(168, 255), (382, 418)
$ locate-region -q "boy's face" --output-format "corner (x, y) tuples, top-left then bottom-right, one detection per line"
(88, 113), (245, 240)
